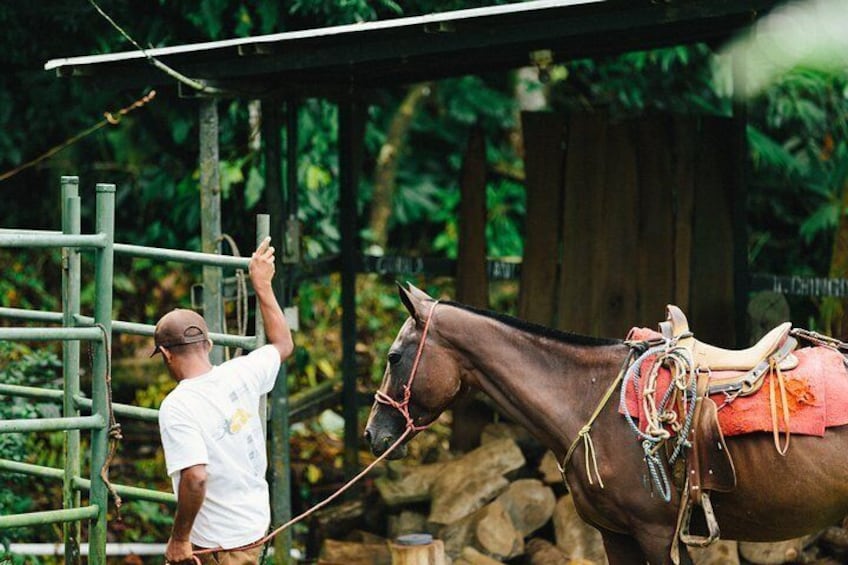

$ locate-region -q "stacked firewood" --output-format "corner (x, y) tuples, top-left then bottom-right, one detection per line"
(317, 423), (606, 563)
(316, 422), (848, 564)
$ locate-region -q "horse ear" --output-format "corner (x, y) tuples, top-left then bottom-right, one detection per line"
(396, 281), (426, 324)
(406, 283), (434, 302)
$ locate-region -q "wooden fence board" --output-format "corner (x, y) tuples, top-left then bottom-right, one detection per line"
(596, 120), (640, 338)
(672, 116), (696, 311)
(689, 117), (738, 346)
(558, 112), (609, 334)
(520, 112), (738, 341)
(517, 112), (567, 325)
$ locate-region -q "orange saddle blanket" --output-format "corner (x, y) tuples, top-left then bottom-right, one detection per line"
(620, 327), (848, 437)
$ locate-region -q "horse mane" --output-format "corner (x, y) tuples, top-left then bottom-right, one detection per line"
(442, 301), (622, 347)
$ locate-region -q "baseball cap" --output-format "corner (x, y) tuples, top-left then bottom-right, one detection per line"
(150, 309), (210, 357)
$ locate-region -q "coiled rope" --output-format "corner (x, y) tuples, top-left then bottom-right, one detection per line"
(618, 338), (697, 502)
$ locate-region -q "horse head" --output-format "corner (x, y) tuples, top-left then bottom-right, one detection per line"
(364, 283), (465, 459)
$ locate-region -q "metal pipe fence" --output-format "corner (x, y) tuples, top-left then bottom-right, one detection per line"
(0, 176), (279, 563)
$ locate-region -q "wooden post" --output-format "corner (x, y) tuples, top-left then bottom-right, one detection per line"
(456, 125), (488, 309)
(389, 534), (447, 565)
(262, 97), (294, 563)
(199, 98), (224, 364)
(339, 97), (366, 480)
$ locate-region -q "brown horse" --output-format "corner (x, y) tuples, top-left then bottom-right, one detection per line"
(364, 284), (848, 564)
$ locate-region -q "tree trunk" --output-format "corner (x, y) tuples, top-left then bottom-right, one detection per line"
(369, 82), (433, 250)
(823, 178), (848, 339)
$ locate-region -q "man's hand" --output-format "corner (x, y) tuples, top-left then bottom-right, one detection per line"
(249, 236), (275, 292)
(249, 236), (294, 360)
(165, 536), (194, 564)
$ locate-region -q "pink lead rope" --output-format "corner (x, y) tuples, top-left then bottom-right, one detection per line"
(188, 301), (439, 564)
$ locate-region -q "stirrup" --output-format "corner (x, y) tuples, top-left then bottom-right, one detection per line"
(679, 492), (720, 547)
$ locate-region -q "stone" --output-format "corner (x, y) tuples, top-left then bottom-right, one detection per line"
(538, 450), (563, 485)
(474, 499), (525, 560)
(430, 472), (510, 525)
(496, 479), (556, 536)
(388, 510), (430, 539)
(687, 540), (739, 565)
(429, 438), (525, 524)
(440, 499), (524, 560)
(319, 539), (391, 564)
(454, 546), (504, 564)
(376, 461), (449, 506)
(738, 538), (807, 564)
(525, 538), (570, 564)
(552, 494), (608, 564)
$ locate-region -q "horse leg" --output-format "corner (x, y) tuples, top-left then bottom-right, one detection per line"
(630, 524), (690, 565)
(599, 529), (647, 565)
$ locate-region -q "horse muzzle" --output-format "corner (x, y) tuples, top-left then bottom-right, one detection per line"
(364, 426), (409, 459)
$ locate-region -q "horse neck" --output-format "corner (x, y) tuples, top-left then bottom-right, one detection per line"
(437, 306), (626, 459)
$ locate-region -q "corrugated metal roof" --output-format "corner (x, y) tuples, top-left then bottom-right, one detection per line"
(45, 0), (600, 70)
(43, 0), (778, 94)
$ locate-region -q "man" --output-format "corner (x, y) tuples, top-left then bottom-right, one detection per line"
(154, 237), (294, 565)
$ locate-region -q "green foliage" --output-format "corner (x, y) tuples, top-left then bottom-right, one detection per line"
(114, 500), (172, 542)
(747, 69), (848, 277)
(553, 44), (728, 116)
(0, 250), (62, 311)
(0, 342), (63, 545)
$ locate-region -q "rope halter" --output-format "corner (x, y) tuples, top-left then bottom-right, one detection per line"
(374, 300), (440, 433)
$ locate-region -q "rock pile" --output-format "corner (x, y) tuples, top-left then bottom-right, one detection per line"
(317, 422), (848, 564)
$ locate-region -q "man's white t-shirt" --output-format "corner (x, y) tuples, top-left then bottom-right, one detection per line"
(158, 345), (281, 549)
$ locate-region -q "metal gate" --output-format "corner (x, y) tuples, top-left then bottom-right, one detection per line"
(0, 176), (275, 563)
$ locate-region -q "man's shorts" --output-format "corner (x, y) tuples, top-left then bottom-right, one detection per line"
(193, 545), (263, 565)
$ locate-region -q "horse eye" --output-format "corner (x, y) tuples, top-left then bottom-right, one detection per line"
(388, 352), (402, 365)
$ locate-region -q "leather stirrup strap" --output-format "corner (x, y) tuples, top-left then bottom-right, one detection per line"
(769, 361), (792, 455)
(679, 491), (721, 547)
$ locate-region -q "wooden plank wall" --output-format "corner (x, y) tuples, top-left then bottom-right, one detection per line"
(519, 111), (739, 345)
(517, 112), (567, 325)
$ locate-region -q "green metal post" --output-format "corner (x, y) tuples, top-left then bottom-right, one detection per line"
(89, 183), (115, 565)
(200, 98), (224, 364)
(62, 175), (82, 564)
(256, 215), (270, 436)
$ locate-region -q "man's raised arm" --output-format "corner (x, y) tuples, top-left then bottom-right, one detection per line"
(249, 237), (294, 361)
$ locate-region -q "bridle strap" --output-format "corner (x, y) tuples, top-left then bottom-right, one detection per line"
(375, 300), (440, 432)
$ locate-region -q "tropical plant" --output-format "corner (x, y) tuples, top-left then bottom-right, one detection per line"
(0, 342), (63, 545)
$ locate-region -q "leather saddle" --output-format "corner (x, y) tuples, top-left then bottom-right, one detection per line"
(661, 305), (798, 397)
(658, 305), (798, 548)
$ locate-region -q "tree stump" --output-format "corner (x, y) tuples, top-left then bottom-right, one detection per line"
(389, 534), (447, 565)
